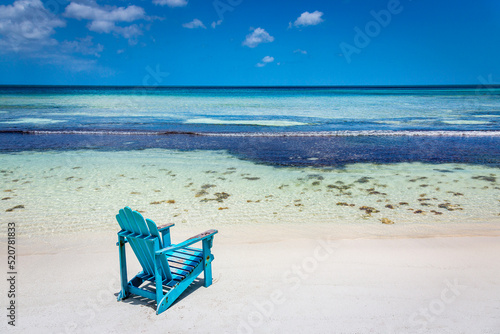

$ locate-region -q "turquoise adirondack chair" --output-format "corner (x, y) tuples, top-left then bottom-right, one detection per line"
(116, 207), (218, 314)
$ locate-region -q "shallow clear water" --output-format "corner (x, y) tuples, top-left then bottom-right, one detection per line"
(1, 149), (498, 236)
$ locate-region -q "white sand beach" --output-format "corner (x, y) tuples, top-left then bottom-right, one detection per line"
(2, 225), (500, 333)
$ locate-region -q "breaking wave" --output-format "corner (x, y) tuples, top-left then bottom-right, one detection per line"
(2, 130), (500, 137)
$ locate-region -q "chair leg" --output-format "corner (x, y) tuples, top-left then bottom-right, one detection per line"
(154, 252), (165, 314)
(118, 236), (129, 300)
(202, 238), (213, 287)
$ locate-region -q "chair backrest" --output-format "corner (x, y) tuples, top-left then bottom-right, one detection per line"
(116, 207), (172, 281)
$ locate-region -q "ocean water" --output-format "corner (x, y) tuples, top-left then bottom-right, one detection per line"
(1, 86), (500, 166)
(0, 86), (499, 235)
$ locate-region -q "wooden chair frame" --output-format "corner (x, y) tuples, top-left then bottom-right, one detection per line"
(116, 207), (217, 314)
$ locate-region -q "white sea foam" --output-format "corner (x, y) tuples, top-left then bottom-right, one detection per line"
(1, 118), (66, 124)
(202, 130), (500, 137)
(184, 118), (309, 127)
(442, 120), (491, 125)
(21, 129), (500, 138)
(28, 130), (161, 135)
(374, 121), (402, 125)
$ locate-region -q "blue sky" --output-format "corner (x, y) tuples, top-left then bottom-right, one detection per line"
(0, 0), (499, 86)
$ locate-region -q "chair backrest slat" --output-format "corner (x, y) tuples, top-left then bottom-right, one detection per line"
(146, 219), (160, 239)
(133, 211), (151, 236)
(146, 218), (173, 280)
(117, 209), (133, 233)
(121, 207), (155, 275)
(124, 207), (141, 235)
(117, 207), (173, 281)
(116, 213), (127, 231)
(129, 208), (156, 275)
(117, 210), (151, 273)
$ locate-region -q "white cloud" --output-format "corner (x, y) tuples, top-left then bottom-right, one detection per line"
(64, 2), (145, 23)
(114, 24), (143, 44)
(38, 52), (99, 72)
(293, 49), (307, 55)
(256, 55), (274, 67)
(64, 2), (145, 42)
(153, 0), (188, 7)
(293, 11), (324, 27)
(0, 1), (110, 73)
(262, 56), (274, 63)
(62, 36), (103, 57)
(242, 27), (274, 48)
(182, 19), (206, 29)
(0, 0), (66, 52)
(87, 20), (115, 33)
(211, 20), (222, 29)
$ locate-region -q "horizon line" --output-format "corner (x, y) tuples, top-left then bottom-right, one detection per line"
(1, 84), (500, 89)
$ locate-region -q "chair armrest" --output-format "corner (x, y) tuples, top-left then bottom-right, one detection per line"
(187, 229), (218, 241)
(157, 223), (175, 246)
(157, 223), (175, 232)
(156, 229), (218, 255)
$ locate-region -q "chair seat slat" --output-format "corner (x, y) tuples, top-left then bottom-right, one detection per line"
(175, 248), (203, 258)
(168, 255), (201, 268)
(171, 250), (203, 262)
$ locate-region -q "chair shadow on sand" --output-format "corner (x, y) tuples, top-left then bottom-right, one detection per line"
(114, 278), (206, 311)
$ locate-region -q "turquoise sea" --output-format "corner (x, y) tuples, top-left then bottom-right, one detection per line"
(0, 86), (499, 235)
(1, 86), (500, 166)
